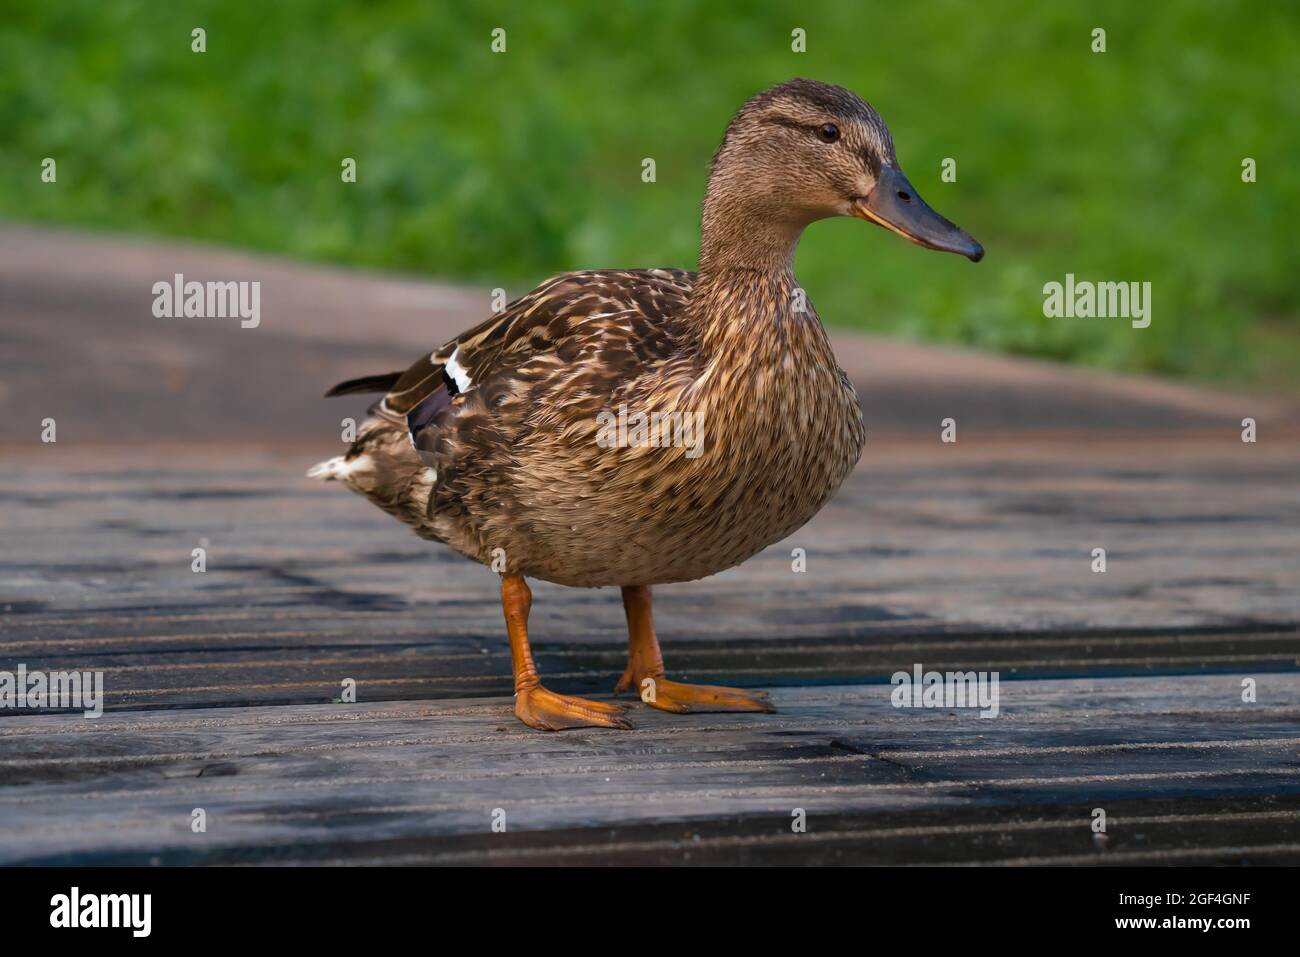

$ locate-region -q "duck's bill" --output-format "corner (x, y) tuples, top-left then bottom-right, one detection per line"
(851, 166), (984, 262)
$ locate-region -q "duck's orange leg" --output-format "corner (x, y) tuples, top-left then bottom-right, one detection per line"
(615, 585), (775, 714)
(502, 574), (631, 731)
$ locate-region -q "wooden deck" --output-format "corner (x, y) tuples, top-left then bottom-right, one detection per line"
(1, 226), (1299, 865)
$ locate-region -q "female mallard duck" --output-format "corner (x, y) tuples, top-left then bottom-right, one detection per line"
(310, 78), (982, 731)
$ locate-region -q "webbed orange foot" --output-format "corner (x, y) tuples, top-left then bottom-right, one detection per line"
(617, 584), (777, 716)
(515, 684), (633, 731)
(615, 671), (776, 714)
(501, 574), (633, 731)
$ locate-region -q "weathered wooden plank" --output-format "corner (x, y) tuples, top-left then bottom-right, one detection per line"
(1, 675), (1297, 864)
(282, 796), (1300, 866)
(1, 629), (1295, 713)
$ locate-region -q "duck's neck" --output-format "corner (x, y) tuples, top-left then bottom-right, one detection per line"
(697, 188), (807, 276)
(689, 198), (815, 359)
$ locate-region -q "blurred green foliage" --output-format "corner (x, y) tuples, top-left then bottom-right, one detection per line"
(2, 0), (1297, 388)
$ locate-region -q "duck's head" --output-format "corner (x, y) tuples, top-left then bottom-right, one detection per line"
(704, 78), (983, 264)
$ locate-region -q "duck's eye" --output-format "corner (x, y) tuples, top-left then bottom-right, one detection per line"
(816, 123), (840, 143)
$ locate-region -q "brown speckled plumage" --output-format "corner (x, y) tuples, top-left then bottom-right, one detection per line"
(310, 79), (981, 730)
(324, 263), (863, 587)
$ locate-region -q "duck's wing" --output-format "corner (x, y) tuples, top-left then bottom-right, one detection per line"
(373, 268), (695, 450)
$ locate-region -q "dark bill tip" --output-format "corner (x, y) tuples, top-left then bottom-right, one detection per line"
(851, 166), (984, 263)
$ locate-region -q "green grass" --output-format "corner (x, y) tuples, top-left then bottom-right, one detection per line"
(2, 0), (1297, 389)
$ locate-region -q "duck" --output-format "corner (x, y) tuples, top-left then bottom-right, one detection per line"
(309, 78), (982, 731)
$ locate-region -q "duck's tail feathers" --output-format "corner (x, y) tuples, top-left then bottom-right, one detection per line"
(325, 372), (403, 398)
(306, 453), (375, 483)
(306, 456), (346, 480)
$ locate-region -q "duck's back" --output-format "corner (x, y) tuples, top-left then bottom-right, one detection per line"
(386, 267), (698, 429)
(324, 269), (702, 572)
